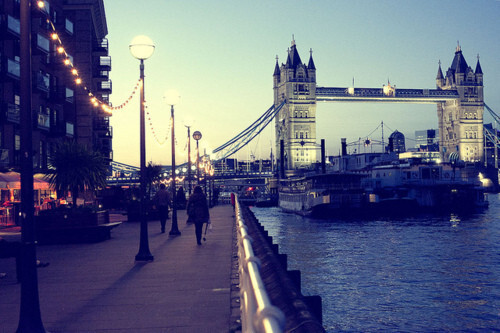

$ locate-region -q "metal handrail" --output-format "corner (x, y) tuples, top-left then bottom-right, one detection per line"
(235, 195), (285, 332)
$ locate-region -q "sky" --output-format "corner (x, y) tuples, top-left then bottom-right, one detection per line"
(104, 0), (500, 167)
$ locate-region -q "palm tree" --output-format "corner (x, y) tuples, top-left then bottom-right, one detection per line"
(145, 162), (162, 198)
(46, 141), (108, 202)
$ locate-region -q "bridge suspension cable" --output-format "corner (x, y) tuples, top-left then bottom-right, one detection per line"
(485, 103), (500, 123)
(483, 103), (500, 150)
(212, 101), (286, 161)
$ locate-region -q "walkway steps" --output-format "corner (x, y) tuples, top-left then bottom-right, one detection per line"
(0, 205), (236, 332)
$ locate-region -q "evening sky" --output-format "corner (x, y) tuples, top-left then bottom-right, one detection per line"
(105, 0), (500, 167)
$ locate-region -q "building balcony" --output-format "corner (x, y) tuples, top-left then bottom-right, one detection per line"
(93, 69), (109, 81)
(35, 110), (50, 131)
(2, 102), (20, 124)
(98, 80), (112, 94)
(93, 118), (113, 138)
(99, 56), (111, 71)
(93, 38), (109, 55)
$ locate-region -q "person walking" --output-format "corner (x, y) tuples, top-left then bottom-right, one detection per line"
(186, 186), (210, 245)
(154, 183), (171, 233)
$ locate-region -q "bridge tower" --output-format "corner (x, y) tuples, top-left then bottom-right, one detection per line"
(274, 41), (317, 173)
(437, 45), (484, 163)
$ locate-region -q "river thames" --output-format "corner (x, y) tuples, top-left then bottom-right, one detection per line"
(251, 194), (500, 332)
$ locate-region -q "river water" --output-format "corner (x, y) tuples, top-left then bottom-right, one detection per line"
(250, 194), (500, 332)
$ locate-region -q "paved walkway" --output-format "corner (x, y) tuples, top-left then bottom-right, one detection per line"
(0, 205), (236, 332)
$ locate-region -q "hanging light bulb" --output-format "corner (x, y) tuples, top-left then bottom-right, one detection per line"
(51, 33), (58, 40)
(57, 46), (64, 54)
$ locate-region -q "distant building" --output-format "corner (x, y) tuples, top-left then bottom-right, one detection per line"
(415, 129), (439, 152)
(0, 0), (112, 171)
(388, 130), (406, 153)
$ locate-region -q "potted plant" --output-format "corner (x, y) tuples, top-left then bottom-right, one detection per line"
(37, 141), (116, 243)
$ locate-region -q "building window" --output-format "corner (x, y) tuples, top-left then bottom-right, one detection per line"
(7, 16), (20, 35)
(38, 106), (50, 129)
(7, 59), (20, 77)
(65, 19), (74, 34)
(65, 88), (74, 103)
(37, 71), (50, 91)
(37, 34), (50, 53)
(66, 123), (74, 136)
(50, 109), (58, 128)
(15, 135), (20, 151)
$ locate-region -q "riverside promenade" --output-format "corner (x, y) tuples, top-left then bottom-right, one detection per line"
(0, 205), (237, 332)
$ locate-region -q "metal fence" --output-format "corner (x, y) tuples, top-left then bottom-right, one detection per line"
(235, 195), (285, 332)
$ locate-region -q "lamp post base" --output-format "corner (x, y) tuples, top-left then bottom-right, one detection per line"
(135, 253), (154, 261)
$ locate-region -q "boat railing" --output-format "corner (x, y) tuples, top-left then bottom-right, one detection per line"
(235, 194), (286, 333)
(403, 178), (478, 186)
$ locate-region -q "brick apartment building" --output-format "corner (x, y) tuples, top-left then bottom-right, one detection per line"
(0, 0), (112, 172)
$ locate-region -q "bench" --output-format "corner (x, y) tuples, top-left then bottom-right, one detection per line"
(36, 221), (122, 244)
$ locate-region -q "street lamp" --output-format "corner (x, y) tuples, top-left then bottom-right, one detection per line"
(193, 131), (202, 186)
(165, 89), (181, 236)
(130, 35), (155, 261)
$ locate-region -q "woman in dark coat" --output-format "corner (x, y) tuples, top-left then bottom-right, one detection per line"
(186, 186), (210, 245)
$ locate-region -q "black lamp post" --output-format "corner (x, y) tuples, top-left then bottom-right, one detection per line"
(17, 0), (46, 331)
(165, 90), (181, 236)
(130, 35), (155, 261)
(193, 131), (202, 186)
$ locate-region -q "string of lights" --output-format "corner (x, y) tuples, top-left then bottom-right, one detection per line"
(145, 103), (170, 145)
(36, 0), (174, 143)
(35, 0), (140, 115)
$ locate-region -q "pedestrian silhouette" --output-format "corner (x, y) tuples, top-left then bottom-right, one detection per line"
(186, 186), (210, 245)
(154, 183), (170, 233)
(176, 186), (187, 209)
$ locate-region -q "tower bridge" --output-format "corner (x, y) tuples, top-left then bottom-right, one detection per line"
(272, 41), (485, 172)
(111, 41), (495, 184)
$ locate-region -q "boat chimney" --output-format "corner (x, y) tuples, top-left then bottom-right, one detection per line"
(388, 137), (394, 153)
(321, 139), (326, 174)
(341, 138), (347, 156)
